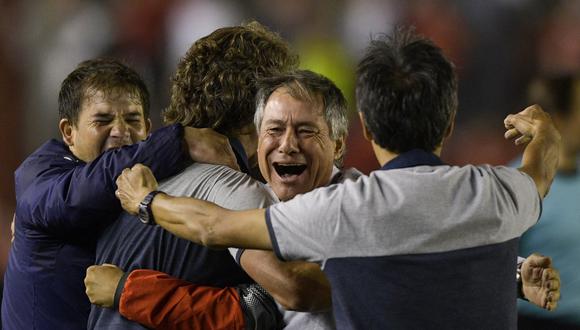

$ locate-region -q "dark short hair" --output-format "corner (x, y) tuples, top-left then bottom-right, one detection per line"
(164, 21), (298, 136)
(58, 58), (150, 125)
(255, 70), (348, 165)
(356, 27), (457, 153)
(528, 74), (579, 117)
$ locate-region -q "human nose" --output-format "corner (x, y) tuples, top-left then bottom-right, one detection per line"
(109, 119), (130, 139)
(278, 129), (299, 154)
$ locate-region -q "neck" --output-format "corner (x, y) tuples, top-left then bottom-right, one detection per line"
(372, 141), (442, 167)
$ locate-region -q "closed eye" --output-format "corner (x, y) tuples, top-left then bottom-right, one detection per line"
(267, 127), (284, 136)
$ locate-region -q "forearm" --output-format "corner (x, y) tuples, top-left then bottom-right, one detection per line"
(24, 125), (187, 229)
(118, 270), (245, 330)
(151, 194), (272, 250)
(519, 134), (560, 197)
(240, 250), (331, 312)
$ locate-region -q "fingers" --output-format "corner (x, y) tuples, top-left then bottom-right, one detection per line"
(223, 144), (240, 171)
(525, 253), (553, 268)
(544, 290), (560, 311)
(542, 268), (560, 290)
(503, 104), (552, 145)
(540, 267), (561, 311)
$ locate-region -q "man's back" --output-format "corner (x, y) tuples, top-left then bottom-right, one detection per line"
(267, 152), (541, 329)
(90, 163), (274, 329)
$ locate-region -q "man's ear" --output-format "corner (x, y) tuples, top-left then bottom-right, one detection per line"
(358, 112), (373, 142)
(59, 118), (74, 146)
(145, 118), (152, 135)
(334, 135), (346, 161)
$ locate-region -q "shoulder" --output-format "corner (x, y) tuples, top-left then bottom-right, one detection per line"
(163, 163), (275, 209)
(15, 140), (80, 194)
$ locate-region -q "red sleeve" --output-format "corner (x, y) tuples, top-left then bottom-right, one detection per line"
(119, 269), (245, 330)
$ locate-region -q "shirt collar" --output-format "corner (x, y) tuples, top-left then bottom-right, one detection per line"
(228, 137), (250, 174)
(380, 149), (445, 171)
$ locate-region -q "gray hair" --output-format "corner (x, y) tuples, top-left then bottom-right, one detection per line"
(254, 70), (349, 166)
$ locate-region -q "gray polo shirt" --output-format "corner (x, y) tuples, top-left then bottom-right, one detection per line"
(266, 150), (541, 329)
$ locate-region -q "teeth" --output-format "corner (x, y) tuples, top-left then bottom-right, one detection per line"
(274, 163), (307, 176)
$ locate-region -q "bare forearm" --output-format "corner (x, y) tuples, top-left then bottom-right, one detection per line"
(240, 250), (331, 312)
(520, 134), (560, 198)
(505, 105), (560, 198)
(151, 194), (272, 250)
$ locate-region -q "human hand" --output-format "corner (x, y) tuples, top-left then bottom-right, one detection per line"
(85, 264), (125, 308)
(504, 104), (561, 197)
(521, 253), (560, 311)
(115, 164), (158, 214)
(184, 127), (239, 171)
(504, 104), (559, 146)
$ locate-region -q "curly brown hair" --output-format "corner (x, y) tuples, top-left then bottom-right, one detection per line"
(164, 21), (298, 136)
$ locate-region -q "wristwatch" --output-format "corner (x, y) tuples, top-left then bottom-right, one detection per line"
(138, 191), (164, 225)
(516, 258), (528, 301)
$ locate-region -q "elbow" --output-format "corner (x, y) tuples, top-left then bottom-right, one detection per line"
(276, 283), (331, 312)
(276, 291), (312, 311)
(194, 218), (227, 249)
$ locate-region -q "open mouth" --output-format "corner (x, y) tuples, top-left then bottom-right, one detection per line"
(273, 163), (307, 177)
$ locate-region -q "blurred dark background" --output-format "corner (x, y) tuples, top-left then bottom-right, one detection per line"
(1, 0), (579, 319)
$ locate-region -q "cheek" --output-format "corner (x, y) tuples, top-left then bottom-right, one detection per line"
(257, 143), (273, 179)
(129, 126), (148, 142)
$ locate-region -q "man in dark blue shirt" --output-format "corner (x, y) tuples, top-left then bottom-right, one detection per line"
(1, 58), (232, 329)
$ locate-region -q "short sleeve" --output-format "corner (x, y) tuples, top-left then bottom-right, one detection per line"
(266, 183), (345, 264)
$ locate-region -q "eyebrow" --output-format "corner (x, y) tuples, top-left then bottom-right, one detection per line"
(124, 111), (143, 118)
(92, 113), (114, 119)
(263, 119), (319, 127)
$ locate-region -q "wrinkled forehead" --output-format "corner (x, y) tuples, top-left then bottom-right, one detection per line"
(266, 86), (325, 119)
(82, 86), (144, 107)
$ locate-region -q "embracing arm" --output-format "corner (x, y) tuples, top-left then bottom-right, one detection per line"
(18, 124), (188, 231)
(239, 250), (331, 312)
(115, 164), (272, 250)
(153, 194), (271, 250)
(85, 265), (283, 330)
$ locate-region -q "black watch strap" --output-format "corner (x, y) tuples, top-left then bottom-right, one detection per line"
(138, 190), (164, 225)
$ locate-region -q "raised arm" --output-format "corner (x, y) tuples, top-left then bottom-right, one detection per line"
(504, 104), (561, 198)
(115, 164), (272, 250)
